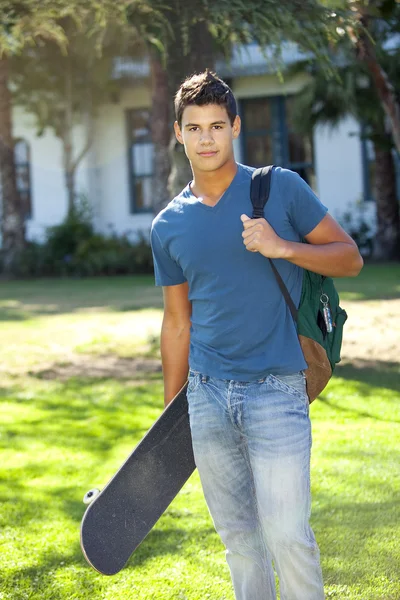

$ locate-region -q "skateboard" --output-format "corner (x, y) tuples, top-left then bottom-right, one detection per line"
(80, 382), (195, 575)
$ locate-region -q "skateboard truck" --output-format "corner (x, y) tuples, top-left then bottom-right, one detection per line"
(83, 488), (100, 505)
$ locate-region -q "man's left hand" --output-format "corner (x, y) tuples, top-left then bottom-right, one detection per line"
(240, 214), (287, 259)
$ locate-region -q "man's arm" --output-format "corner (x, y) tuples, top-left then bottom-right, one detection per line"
(281, 214), (363, 277)
(241, 213), (363, 278)
(161, 282), (192, 407)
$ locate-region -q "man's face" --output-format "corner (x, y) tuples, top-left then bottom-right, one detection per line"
(174, 104), (241, 173)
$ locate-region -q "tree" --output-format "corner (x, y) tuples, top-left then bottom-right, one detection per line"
(9, 17), (141, 214)
(127, 1), (219, 206)
(137, 0), (400, 261)
(0, 48), (24, 272)
(0, 1), (123, 272)
(289, 46), (400, 259)
(128, 0), (352, 210)
(346, 0), (400, 155)
(0, 2), (69, 271)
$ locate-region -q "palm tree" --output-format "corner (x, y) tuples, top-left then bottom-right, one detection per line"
(347, 0), (400, 156)
(290, 54), (400, 260)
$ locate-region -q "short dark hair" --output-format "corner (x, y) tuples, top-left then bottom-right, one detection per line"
(174, 70), (237, 127)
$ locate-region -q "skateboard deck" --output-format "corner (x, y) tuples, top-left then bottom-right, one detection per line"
(80, 382), (195, 575)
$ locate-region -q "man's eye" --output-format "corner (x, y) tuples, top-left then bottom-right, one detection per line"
(189, 127), (198, 132)
(213, 126), (222, 129)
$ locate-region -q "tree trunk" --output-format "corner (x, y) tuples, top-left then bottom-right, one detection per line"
(149, 50), (171, 215)
(66, 168), (75, 214)
(0, 55), (25, 273)
(166, 15), (217, 198)
(63, 54), (75, 215)
(372, 141), (400, 260)
(350, 10), (400, 155)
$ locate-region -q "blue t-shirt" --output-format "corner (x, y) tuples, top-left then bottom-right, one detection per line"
(150, 164), (328, 381)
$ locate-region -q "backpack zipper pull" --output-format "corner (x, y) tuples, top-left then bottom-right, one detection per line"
(320, 293), (333, 333)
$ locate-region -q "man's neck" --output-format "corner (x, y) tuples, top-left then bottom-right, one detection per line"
(190, 159), (238, 204)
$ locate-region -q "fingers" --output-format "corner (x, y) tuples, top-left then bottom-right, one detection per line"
(240, 214), (259, 229)
(242, 223), (263, 239)
(243, 231), (261, 251)
(241, 215), (271, 254)
(241, 215), (266, 229)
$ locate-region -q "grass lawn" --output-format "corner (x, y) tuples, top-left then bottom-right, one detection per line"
(1, 264), (399, 599)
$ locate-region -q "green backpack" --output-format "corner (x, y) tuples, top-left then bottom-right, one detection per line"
(250, 166), (347, 402)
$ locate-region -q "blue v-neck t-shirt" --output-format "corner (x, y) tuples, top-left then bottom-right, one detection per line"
(150, 164), (328, 381)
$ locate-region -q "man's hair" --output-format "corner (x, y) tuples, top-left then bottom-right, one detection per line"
(174, 70), (237, 127)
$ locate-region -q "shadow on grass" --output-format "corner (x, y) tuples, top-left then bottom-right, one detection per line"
(4, 480), (399, 591)
(335, 263), (400, 302)
(319, 396), (400, 424)
(313, 495), (399, 585)
(124, 525), (215, 568)
(0, 376), (164, 457)
(316, 360), (400, 424)
(3, 546), (102, 598)
(0, 299), (163, 322)
(0, 264), (398, 322)
(335, 360), (400, 392)
(6, 522), (218, 595)
(0, 275), (163, 321)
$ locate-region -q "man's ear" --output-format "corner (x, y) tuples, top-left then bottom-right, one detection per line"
(174, 121), (184, 145)
(232, 115), (241, 139)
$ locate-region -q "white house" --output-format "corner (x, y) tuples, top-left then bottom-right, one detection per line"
(11, 43), (380, 245)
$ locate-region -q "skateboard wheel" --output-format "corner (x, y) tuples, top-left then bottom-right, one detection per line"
(83, 488), (100, 505)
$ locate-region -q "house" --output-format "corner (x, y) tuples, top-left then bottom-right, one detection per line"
(11, 42), (385, 245)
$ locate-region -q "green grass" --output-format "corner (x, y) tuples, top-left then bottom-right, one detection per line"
(0, 275), (163, 320)
(1, 265), (399, 599)
(335, 263), (400, 301)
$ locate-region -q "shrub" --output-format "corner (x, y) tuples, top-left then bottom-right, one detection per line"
(44, 201), (94, 274)
(339, 202), (375, 260)
(3, 206), (154, 278)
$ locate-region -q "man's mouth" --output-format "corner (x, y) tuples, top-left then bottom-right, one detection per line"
(198, 150), (218, 157)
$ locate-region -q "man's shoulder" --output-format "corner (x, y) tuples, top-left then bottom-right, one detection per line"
(240, 164), (300, 186)
(237, 163), (255, 179)
(272, 167), (316, 195)
(151, 186), (192, 233)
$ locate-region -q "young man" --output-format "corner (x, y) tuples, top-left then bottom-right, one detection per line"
(150, 70), (363, 600)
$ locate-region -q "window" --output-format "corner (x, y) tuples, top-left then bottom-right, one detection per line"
(285, 96), (315, 189)
(127, 109), (154, 213)
(14, 139), (32, 219)
(240, 96), (315, 189)
(240, 97), (277, 168)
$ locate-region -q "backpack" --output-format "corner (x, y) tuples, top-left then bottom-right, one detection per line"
(250, 166), (348, 403)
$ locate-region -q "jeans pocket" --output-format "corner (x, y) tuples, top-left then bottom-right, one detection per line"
(268, 372), (309, 407)
(188, 371), (201, 394)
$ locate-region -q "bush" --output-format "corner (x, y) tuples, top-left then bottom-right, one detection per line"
(4, 207), (154, 278)
(339, 202), (375, 260)
(2, 241), (50, 278)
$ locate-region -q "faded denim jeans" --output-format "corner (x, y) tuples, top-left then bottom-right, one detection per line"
(187, 370), (324, 600)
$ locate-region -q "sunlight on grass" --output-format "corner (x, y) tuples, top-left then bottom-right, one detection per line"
(0, 308), (163, 373)
(1, 369), (399, 599)
(1, 268), (399, 599)
(336, 264), (400, 301)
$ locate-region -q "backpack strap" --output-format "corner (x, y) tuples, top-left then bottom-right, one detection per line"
(250, 166), (274, 219)
(250, 166), (299, 323)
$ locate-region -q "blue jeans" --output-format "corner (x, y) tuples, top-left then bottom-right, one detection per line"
(187, 370), (324, 600)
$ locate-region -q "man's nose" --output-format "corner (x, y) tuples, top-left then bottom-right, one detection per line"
(200, 131), (213, 144)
